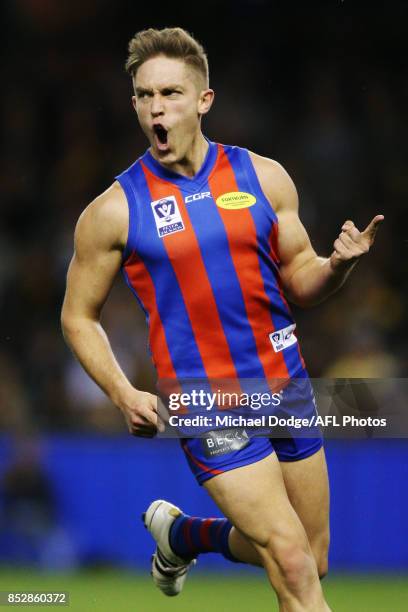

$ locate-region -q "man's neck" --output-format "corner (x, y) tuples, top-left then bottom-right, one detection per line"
(151, 132), (209, 178)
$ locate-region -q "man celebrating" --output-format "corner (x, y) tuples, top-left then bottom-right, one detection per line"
(61, 27), (383, 612)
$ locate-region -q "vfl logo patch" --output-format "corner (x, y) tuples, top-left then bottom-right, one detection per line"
(151, 195), (185, 238)
(216, 191), (256, 210)
(269, 324), (297, 353)
(201, 428), (250, 458)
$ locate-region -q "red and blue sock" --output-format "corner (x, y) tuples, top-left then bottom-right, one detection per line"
(169, 513), (240, 562)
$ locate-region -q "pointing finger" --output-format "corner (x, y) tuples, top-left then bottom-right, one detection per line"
(362, 215), (384, 241)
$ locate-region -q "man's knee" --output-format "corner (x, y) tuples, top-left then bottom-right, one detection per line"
(255, 532), (318, 595)
(272, 541), (317, 588)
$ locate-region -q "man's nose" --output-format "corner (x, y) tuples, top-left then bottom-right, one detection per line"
(151, 94), (164, 116)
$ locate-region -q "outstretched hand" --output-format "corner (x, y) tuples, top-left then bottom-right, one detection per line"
(330, 214), (384, 271)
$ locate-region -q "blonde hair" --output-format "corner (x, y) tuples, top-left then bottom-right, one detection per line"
(125, 27), (209, 87)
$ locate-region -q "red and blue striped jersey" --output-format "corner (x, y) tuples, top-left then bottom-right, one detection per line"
(116, 140), (305, 381)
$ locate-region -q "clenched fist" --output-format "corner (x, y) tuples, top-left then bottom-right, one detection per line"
(116, 387), (165, 437)
(330, 214), (384, 271)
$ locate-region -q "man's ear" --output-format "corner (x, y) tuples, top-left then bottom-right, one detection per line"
(198, 89), (215, 116)
(131, 95), (137, 112)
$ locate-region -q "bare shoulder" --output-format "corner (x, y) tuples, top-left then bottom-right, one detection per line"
(75, 181), (128, 254)
(249, 151), (299, 213)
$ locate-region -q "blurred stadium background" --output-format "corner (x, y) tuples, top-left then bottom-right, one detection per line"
(0, 1), (407, 610)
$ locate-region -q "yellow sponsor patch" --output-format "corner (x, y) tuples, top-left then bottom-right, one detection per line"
(216, 191), (256, 210)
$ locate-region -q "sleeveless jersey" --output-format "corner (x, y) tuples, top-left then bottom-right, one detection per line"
(116, 140), (305, 381)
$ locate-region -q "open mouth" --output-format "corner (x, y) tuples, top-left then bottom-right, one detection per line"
(153, 124), (169, 151)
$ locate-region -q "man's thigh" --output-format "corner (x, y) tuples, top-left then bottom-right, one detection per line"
(203, 452), (309, 549)
(279, 447), (330, 565)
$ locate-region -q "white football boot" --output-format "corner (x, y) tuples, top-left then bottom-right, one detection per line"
(143, 499), (197, 596)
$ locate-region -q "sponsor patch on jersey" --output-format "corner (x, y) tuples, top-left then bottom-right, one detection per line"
(201, 428), (250, 458)
(151, 195), (185, 238)
(216, 191), (256, 210)
(269, 324), (297, 352)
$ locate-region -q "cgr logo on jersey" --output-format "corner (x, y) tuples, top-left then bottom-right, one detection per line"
(216, 191), (256, 210)
(269, 324), (297, 353)
(151, 195), (185, 238)
(185, 192), (211, 203)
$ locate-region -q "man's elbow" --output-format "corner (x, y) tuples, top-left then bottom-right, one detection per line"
(61, 306), (100, 341)
(284, 289), (323, 309)
(60, 308), (77, 344)
(60, 304), (86, 342)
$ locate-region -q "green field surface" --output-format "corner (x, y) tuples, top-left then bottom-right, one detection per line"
(0, 568), (407, 611)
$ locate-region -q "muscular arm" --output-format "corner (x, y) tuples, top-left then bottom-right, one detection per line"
(250, 153), (383, 307)
(61, 182), (162, 436)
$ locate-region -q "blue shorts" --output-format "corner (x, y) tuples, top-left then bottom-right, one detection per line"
(180, 374), (323, 485)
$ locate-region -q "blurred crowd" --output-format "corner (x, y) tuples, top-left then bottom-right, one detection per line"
(1, 1), (406, 433)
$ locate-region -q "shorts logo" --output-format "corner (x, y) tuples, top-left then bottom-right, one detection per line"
(269, 324), (297, 352)
(202, 428), (250, 458)
(151, 195), (185, 238)
(216, 191), (256, 210)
